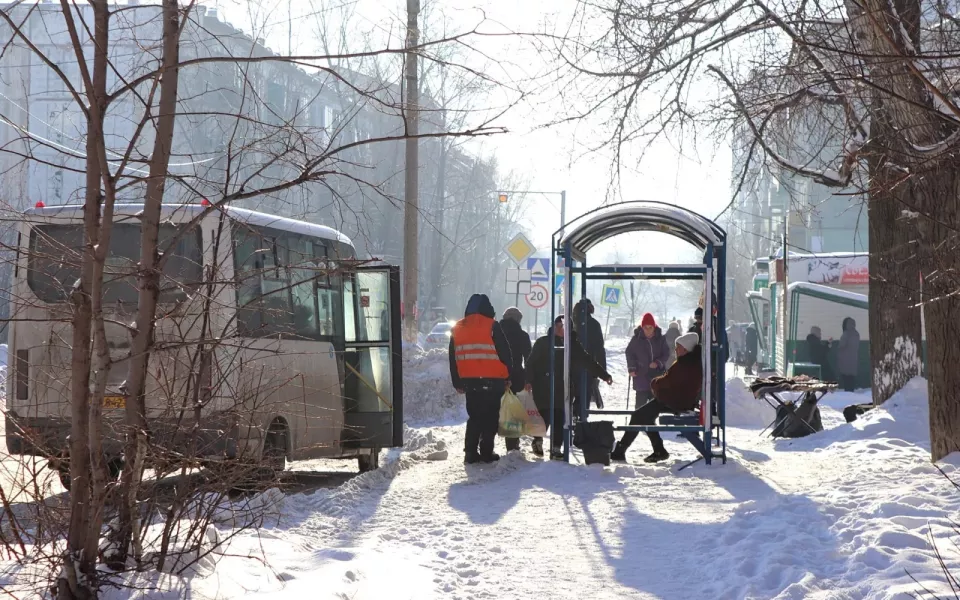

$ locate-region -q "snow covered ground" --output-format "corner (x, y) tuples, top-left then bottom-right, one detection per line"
(3, 342), (960, 599)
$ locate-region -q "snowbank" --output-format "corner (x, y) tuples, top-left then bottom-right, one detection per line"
(402, 347), (464, 424)
(724, 377), (775, 428)
(774, 377), (932, 452)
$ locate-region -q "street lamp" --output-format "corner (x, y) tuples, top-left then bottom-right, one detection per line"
(495, 189), (567, 233)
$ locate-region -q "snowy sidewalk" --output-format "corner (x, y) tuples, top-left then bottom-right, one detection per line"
(166, 371), (960, 600)
(6, 346), (958, 600)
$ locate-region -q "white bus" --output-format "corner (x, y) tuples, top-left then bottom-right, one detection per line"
(4, 203), (402, 486)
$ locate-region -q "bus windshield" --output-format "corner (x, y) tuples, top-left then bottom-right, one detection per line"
(27, 223), (203, 303)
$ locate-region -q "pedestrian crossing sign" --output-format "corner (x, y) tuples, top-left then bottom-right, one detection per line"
(600, 284), (622, 307)
(526, 257), (550, 281)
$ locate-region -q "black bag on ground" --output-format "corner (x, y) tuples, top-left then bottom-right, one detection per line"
(771, 399), (823, 438)
(573, 421), (615, 466)
(843, 403), (875, 423)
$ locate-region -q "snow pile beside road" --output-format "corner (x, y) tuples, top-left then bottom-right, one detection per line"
(402, 347), (464, 424)
(724, 376), (775, 428)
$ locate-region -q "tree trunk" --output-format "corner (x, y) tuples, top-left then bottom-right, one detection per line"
(114, 0), (182, 563)
(58, 2), (110, 598)
(402, 0), (420, 341)
(83, 2), (114, 575)
(855, 0), (960, 458)
(865, 115), (923, 406)
(427, 138), (447, 309)
(916, 175), (960, 461)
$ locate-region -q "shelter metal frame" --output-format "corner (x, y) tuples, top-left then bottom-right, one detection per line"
(547, 201), (728, 466)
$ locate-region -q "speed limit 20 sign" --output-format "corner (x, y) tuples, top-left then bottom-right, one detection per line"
(526, 283), (549, 309)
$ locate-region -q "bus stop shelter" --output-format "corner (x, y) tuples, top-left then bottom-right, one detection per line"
(548, 201), (728, 466)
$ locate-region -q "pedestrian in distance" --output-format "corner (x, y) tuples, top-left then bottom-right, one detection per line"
(690, 307), (704, 339)
(449, 294), (513, 465)
(500, 306), (532, 453)
(806, 326), (831, 380)
(745, 322), (759, 375)
(526, 316), (613, 459)
(612, 332), (702, 463)
(837, 317), (860, 392)
(626, 313), (671, 410)
(664, 321), (681, 366)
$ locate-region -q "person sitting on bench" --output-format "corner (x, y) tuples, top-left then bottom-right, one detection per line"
(611, 333), (703, 463)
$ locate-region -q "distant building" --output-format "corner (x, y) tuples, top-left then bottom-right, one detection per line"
(0, 2), (500, 340)
(730, 118), (867, 263)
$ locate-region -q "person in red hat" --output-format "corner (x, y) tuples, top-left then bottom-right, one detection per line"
(625, 313), (671, 411)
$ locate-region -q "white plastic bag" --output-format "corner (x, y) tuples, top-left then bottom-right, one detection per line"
(517, 390), (547, 438)
(498, 390), (527, 438)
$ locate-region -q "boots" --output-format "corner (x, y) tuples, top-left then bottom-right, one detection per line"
(612, 442), (669, 463)
(643, 449), (670, 463)
(550, 445), (564, 460)
(610, 442), (627, 462)
(531, 437), (544, 457)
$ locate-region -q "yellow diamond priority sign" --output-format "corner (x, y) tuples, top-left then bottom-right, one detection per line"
(504, 233), (536, 265)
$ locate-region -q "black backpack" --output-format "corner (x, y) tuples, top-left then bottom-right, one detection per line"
(573, 421), (615, 465)
(772, 399), (823, 438)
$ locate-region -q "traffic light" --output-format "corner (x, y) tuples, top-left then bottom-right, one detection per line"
(498, 193), (508, 203)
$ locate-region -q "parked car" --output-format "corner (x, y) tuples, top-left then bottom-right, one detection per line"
(425, 322), (455, 349)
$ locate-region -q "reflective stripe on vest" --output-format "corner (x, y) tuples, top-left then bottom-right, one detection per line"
(451, 314), (509, 379)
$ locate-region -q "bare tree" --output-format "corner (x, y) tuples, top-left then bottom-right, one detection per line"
(0, 1), (515, 595)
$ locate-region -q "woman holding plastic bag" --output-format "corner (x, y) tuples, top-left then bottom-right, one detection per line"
(499, 307), (533, 452)
(526, 316), (613, 459)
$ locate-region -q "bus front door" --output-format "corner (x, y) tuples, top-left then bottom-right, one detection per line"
(340, 265), (403, 449)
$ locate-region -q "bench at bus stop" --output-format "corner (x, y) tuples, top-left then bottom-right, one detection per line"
(749, 376), (836, 438)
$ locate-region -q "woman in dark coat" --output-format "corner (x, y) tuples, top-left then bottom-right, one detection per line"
(526, 316), (612, 458)
(612, 332), (703, 463)
(837, 317), (860, 391)
(625, 313), (671, 407)
(806, 326), (831, 379)
(500, 307), (532, 452)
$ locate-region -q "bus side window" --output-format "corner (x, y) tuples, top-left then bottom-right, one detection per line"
(260, 235), (294, 333)
(288, 235), (319, 340)
(233, 225), (264, 335)
(311, 239), (339, 338)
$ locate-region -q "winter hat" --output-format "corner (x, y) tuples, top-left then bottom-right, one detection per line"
(694, 307), (704, 319)
(668, 321), (680, 330)
(641, 313), (656, 328)
(464, 294), (495, 318)
(810, 326), (821, 337)
(676, 332), (699, 352)
(502, 307), (523, 322)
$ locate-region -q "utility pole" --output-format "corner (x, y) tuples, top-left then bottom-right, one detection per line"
(403, 0), (420, 342)
(781, 209), (788, 375)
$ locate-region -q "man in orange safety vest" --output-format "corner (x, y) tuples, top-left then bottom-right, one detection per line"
(449, 294), (513, 464)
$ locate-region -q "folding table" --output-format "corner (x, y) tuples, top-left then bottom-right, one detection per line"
(749, 376), (836, 437)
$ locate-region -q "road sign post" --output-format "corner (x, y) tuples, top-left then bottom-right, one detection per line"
(526, 257), (550, 281)
(504, 233), (536, 265)
(526, 283), (549, 309)
(600, 284), (622, 337)
(506, 268), (532, 308)
(600, 284), (622, 308)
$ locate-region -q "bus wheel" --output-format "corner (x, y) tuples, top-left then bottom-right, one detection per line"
(358, 449), (380, 473)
